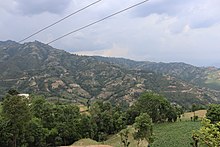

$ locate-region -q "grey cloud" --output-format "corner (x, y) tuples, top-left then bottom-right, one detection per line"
(16, 0), (72, 15)
(1, 0), (220, 67)
(136, 0), (220, 29)
(135, 0), (188, 17)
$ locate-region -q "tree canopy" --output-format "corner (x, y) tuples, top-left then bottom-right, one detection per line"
(206, 104), (220, 123)
(0, 91), (180, 146)
(133, 113), (153, 146)
(1, 95), (31, 147)
(132, 92), (177, 123)
(192, 118), (220, 147)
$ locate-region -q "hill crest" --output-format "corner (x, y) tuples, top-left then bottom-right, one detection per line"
(0, 41), (220, 107)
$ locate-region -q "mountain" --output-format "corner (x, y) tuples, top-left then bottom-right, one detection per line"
(0, 40), (220, 107)
(94, 56), (220, 90)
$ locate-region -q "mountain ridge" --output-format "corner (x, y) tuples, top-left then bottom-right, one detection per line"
(0, 40), (220, 107)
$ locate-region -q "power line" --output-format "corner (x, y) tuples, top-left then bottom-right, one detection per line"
(18, 0), (102, 43)
(47, 0), (149, 45)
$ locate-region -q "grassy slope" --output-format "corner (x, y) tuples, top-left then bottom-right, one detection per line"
(151, 121), (200, 147)
(104, 126), (147, 147)
(70, 122), (201, 147)
(105, 111), (204, 147)
(105, 121), (200, 147)
(70, 111), (204, 147)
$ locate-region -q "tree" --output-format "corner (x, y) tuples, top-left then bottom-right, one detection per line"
(134, 92), (175, 123)
(2, 95), (31, 147)
(80, 114), (94, 138)
(56, 104), (81, 145)
(133, 113), (153, 146)
(90, 105), (113, 140)
(174, 105), (184, 121)
(40, 103), (81, 146)
(25, 117), (48, 147)
(113, 111), (126, 133)
(192, 118), (220, 147)
(206, 104), (220, 123)
(166, 107), (177, 122)
(126, 105), (140, 125)
(31, 95), (47, 118)
(89, 100), (125, 141)
(0, 116), (12, 147)
(191, 104), (197, 122)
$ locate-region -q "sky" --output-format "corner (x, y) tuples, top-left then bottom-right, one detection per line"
(0, 0), (220, 67)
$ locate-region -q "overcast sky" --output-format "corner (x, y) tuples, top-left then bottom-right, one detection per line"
(0, 0), (220, 67)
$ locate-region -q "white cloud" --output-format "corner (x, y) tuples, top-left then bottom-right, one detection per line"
(74, 43), (130, 58)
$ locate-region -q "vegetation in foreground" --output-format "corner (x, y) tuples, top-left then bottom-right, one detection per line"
(152, 121), (200, 147)
(74, 115), (202, 147)
(0, 91), (180, 147)
(192, 104), (220, 147)
(1, 90), (220, 147)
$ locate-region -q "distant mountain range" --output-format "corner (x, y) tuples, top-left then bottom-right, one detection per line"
(0, 40), (220, 107)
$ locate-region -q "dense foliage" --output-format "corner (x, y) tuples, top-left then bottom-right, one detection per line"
(0, 91), (185, 147)
(192, 104), (220, 146)
(0, 95), (127, 147)
(1, 94), (31, 147)
(206, 104), (220, 123)
(192, 119), (220, 147)
(128, 92), (178, 123)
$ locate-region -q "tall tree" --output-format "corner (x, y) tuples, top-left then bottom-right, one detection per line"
(25, 117), (48, 147)
(133, 113), (153, 146)
(80, 114), (94, 138)
(2, 95), (31, 147)
(134, 92), (175, 123)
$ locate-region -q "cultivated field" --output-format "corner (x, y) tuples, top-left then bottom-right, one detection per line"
(66, 110), (205, 147)
(151, 121), (201, 147)
(181, 110), (207, 120)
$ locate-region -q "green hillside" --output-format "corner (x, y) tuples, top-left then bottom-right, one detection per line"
(205, 70), (220, 90)
(0, 41), (220, 107)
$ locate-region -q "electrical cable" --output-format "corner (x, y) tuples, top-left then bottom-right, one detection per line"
(18, 0), (102, 43)
(47, 0), (149, 45)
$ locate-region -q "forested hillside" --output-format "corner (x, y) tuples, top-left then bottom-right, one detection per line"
(0, 92), (179, 146)
(0, 40), (220, 107)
